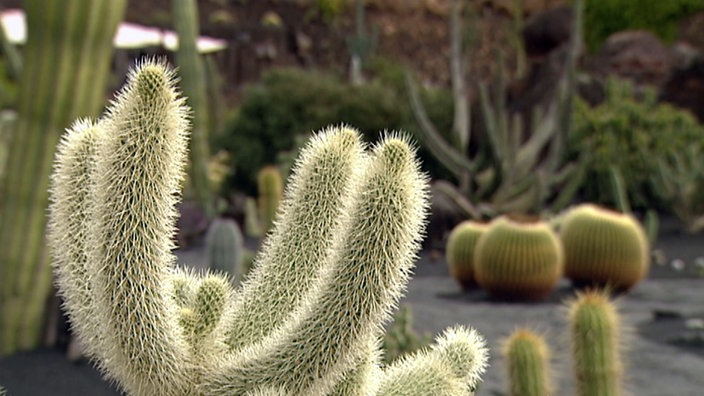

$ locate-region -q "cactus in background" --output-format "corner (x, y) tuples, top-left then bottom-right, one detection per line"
(652, 145), (704, 233)
(407, 0), (584, 218)
(173, 0), (214, 218)
(206, 218), (245, 285)
(0, 0), (126, 356)
(48, 61), (488, 395)
(346, 0), (378, 85)
(560, 204), (650, 291)
(382, 305), (432, 364)
(445, 220), (487, 290)
(474, 216), (563, 301)
(257, 165), (283, 234)
(502, 328), (553, 396)
(568, 289), (623, 396)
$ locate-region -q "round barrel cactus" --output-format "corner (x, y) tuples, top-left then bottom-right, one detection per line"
(445, 221), (487, 290)
(474, 216), (563, 301)
(560, 204), (649, 291)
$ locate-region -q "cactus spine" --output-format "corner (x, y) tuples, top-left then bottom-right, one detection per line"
(205, 218), (245, 285)
(0, 0), (126, 355)
(474, 216), (563, 301)
(48, 61), (489, 395)
(568, 290), (623, 396)
(257, 165), (283, 234)
(502, 328), (552, 396)
(445, 221), (487, 290)
(560, 204), (649, 291)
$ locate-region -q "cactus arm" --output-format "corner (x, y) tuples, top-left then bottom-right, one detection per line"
(378, 326), (488, 396)
(225, 126), (366, 350)
(328, 337), (383, 396)
(88, 61), (192, 395)
(205, 218), (245, 285)
(449, 0), (470, 153)
(173, 0), (213, 218)
(47, 119), (107, 361)
(204, 135), (429, 395)
(256, 165), (283, 233)
(405, 71), (475, 179)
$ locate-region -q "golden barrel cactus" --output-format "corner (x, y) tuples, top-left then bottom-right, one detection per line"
(474, 216), (563, 301)
(560, 204), (649, 291)
(445, 221), (487, 290)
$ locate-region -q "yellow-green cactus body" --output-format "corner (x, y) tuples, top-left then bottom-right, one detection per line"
(445, 221), (487, 290)
(89, 61), (192, 395)
(560, 204), (649, 291)
(257, 165), (283, 233)
(49, 60), (490, 395)
(502, 328), (552, 396)
(48, 120), (107, 361)
(568, 290), (623, 396)
(474, 216), (563, 301)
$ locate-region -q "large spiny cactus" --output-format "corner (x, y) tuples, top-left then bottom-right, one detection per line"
(48, 60), (488, 395)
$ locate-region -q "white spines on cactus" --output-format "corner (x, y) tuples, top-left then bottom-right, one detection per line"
(377, 326), (489, 396)
(48, 119), (106, 361)
(225, 125), (366, 350)
(88, 59), (193, 395)
(48, 58), (490, 395)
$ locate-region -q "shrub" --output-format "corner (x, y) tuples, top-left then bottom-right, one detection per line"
(569, 78), (704, 209)
(218, 66), (455, 195)
(584, 0), (704, 51)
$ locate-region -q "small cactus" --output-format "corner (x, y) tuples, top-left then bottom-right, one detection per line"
(257, 165), (283, 233)
(382, 305), (432, 364)
(205, 218), (245, 285)
(560, 204), (649, 291)
(568, 289), (623, 396)
(502, 328), (553, 396)
(474, 216), (563, 301)
(445, 221), (487, 290)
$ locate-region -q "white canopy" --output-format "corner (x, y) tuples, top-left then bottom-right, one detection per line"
(0, 9), (227, 53)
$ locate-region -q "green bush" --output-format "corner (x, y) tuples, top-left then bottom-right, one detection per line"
(218, 66), (454, 195)
(584, 0), (704, 51)
(569, 78), (704, 210)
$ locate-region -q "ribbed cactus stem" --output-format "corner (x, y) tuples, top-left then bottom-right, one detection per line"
(569, 290), (623, 396)
(205, 135), (429, 394)
(474, 216), (563, 300)
(502, 328), (552, 396)
(257, 165), (283, 233)
(225, 126), (365, 350)
(89, 60), (191, 395)
(206, 218), (244, 284)
(445, 221), (487, 290)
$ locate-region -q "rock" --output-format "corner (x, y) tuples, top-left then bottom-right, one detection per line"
(176, 201), (210, 248)
(660, 48), (704, 123)
(585, 30), (676, 88)
(522, 5), (573, 59)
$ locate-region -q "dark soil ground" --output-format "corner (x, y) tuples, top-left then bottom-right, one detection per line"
(0, 216), (702, 395)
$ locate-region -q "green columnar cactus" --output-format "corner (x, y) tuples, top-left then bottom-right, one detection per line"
(568, 290), (623, 396)
(502, 328), (553, 396)
(256, 165), (283, 234)
(474, 216), (563, 301)
(173, 0), (214, 218)
(48, 61), (489, 395)
(0, 0), (126, 355)
(445, 221), (487, 290)
(205, 218), (245, 285)
(560, 204), (650, 291)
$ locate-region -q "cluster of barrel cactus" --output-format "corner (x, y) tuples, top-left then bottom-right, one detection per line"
(502, 289), (624, 396)
(446, 203), (650, 299)
(48, 60), (488, 396)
